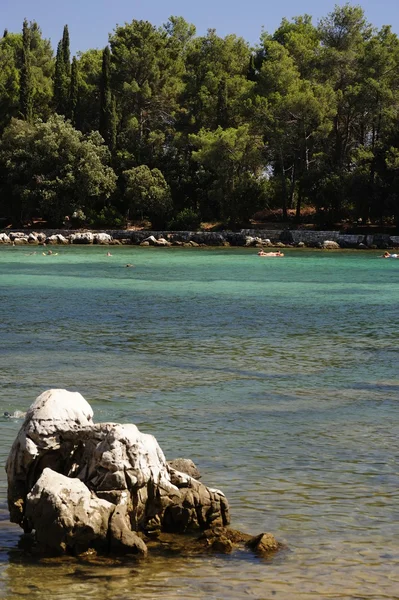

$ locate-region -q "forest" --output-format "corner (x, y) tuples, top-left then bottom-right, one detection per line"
(1, 3), (399, 231)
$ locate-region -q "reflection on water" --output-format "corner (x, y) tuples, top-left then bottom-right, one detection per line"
(0, 247), (398, 599)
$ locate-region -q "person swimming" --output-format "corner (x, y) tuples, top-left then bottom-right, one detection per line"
(3, 410), (26, 419)
(258, 249), (284, 257)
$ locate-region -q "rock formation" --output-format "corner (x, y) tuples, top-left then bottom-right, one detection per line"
(5, 389), (232, 556)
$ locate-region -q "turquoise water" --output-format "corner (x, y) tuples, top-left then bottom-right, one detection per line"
(0, 245), (398, 599)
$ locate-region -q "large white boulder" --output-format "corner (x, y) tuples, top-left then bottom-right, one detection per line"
(6, 389), (230, 555)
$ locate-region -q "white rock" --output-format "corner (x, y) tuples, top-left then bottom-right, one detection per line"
(46, 234), (68, 244)
(25, 468), (113, 552)
(322, 240), (340, 249)
(93, 233), (113, 244)
(6, 389), (230, 552)
(24, 389), (93, 437)
(9, 232), (26, 240)
(155, 237), (171, 246)
(142, 235), (158, 245)
(69, 232), (94, 244)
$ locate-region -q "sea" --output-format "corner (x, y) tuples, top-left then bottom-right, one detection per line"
(0, 245), (398, 600)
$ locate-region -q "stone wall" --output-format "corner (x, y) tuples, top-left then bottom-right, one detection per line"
(1, 228), (399, 248)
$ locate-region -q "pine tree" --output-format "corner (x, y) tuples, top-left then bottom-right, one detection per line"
(19, 18), (33, 122)
(99, 46), (116, 150)
(216, 77), (228, 128)
(247, 54), (257, 81)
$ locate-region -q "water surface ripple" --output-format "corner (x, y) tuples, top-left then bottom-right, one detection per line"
(0, 246), (398, 599)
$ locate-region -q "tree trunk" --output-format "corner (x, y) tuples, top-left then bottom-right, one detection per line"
(279, 150), (288, 221)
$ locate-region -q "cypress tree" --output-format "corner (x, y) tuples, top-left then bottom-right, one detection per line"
(99, 46), (117, 151)
(54, 40), (64, 113)
(19, 18), (33, 122)
(69, 56), (78, 123)
(3, 29), (8, 38)
(53, 25), (71, 115)
(61, 25), (71, 77)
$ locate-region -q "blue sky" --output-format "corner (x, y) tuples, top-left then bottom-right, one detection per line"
(1, 0), (398, 55)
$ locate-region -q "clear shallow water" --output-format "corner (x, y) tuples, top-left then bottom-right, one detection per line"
(0, 245), (398, 599)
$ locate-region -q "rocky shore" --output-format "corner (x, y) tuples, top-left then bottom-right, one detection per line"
(1, 228), (399, 249)
(6, 389), (281, 559)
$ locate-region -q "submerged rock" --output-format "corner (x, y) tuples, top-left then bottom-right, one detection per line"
(246, 532), (280, 554)
(167, 458), (201, 479)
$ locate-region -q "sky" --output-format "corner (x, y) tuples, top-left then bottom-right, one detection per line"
(1, 0), (398, 56)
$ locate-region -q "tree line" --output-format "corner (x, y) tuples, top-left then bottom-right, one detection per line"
(1, 4), (399, 230)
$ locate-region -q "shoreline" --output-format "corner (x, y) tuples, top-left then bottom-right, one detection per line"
(1, 228), (399, 249)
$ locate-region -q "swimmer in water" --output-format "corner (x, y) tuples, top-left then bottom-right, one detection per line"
(3, 410), (26, 419)
(258, 249), (284, 257)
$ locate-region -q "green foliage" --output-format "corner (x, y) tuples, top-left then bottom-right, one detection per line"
(182, 30), (254, 131)
(0, 33), (20, 131)
(190, 124), (265, 225)
(123, 165), (172, 228)
(1, 7), (399, 228)
(69, 56), (78, 125)
(86, 205), (125, 228)
(168, 207), (201, 230)
(110, 19), (185, 167)
(54, 25), (71, 116)
(73, 49), (102, 133)
(99, 46), (116, 151)
(19, 19), (33, 122)
(0, 115), (116, 225)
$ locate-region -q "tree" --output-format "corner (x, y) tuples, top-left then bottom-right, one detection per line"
(29, 22), (54, 121)
(254, 39), (335, 220)
(69, 56), (78, 124)
(182, 29), (254, 132)
(73, 49), (102, 133)
(0, 33), (20, 131)
(19, 19), (33, 121)
(99, 46), (116, 151)
(317, 5), (371, 169)
(110, 19), (185, 168)
(0, 115), (117, 225)
(189, 124), (266, 225)
(54, 25), (71, 116)
(0, 22), (53, 131)
(272, 15), (320, 78)
(123, 165), (172, 228)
